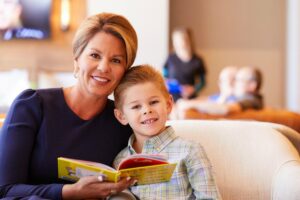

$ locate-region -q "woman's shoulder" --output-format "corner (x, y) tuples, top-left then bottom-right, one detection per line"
(14, 88), (61, 103)
(169, 53), (179, 60)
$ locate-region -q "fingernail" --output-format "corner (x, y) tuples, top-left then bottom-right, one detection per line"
(126, 177), (131, 181)
(98, 175), (103, 182)
(131, 180), (138, 186)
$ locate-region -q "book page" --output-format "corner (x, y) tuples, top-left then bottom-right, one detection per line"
(58, 157), (119, 182)
(118, 154), (168, 170)
(119, 163), (177, 185)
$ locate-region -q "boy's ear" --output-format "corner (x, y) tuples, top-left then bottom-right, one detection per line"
(166, 95), (174, 114)
(114, 109), (129, 125)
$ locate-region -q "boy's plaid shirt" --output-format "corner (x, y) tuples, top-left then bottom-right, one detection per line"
(113, 126), (222, 200)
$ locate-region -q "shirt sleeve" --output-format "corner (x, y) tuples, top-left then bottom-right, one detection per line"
(0, 89), (63, 199)
(185, 143), (222, 200)
(113, 148), (130, 169)
(195, 74), (206, 93)
(163, 56), (171, 78)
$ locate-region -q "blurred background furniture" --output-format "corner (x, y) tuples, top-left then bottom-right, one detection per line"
(182, 108), (300, 133)
(168, 120), (300, 200)
(0, 113), (5, 128)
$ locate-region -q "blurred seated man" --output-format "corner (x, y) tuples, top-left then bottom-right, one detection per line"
(176, 66), (263, 118)
(207, 65), (238, 104)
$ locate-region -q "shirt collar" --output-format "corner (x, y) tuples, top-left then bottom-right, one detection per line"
(127, 126), (178, 154)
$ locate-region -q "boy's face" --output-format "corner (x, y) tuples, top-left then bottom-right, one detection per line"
(114, 82), (173, 142)
(218, 67), (237, 97)
(234, 68), (256, 97)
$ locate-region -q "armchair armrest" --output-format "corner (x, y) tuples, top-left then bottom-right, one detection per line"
(272, 160), (300, 200)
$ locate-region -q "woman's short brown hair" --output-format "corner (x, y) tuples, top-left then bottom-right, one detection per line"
(72, 12), (138, 69)
(114, 64), (170, 109)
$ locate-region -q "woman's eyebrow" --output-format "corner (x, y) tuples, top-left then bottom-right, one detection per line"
(90, 48), (125, 58)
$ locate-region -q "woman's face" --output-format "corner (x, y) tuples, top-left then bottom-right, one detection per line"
(74, 31), (127, 98)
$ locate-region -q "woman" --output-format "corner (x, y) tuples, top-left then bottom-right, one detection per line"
(163, 27), (206, 102)
(0, 12), (138, 199)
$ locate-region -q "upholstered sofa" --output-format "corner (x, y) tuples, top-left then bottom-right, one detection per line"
(181, 108), (300, 134)
(167, 120), (300, 200)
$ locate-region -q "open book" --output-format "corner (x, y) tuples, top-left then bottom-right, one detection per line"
(58, 154), (177, 185)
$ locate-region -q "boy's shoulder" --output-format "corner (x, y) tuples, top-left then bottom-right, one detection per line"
(169, 132), (203, 151)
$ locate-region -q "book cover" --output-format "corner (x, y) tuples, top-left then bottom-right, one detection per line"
(58, 155), (177, 185)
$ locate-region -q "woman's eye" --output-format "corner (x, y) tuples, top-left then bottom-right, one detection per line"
(90, 53), (100, 59)
(112, 58), (121, 64)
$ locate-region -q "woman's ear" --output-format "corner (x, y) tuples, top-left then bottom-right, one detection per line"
(114, 109), (128, 125)
(73, 60), (79, 78)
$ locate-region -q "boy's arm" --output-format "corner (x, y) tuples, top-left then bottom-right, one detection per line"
(185, 143), (222, 200)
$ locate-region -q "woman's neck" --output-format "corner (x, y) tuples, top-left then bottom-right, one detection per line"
(63, 86), (107, 120)
(177, 52), (192, 62)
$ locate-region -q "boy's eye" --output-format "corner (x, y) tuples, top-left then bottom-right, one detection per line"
(90, 53), (100, 59)
(150, 100), (159, 105)
(131, 105), (141, 109)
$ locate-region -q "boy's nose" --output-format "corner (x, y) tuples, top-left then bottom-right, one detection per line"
(143, 106), (152, 115)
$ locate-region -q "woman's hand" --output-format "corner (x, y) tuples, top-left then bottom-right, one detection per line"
(62, 175), (135, 199)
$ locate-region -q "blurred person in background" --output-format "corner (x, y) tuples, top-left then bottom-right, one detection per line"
(0, 0), (22, 30)
(176, 66), (263, 118)
(163, 27), (206, 102)
(0, 0), (46, 40)
(207, 66), (238, 104)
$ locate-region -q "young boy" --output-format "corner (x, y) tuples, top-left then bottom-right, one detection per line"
(113, 65), (221, 200)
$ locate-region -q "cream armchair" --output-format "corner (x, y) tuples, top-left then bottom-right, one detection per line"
(167, 120), (300, 200)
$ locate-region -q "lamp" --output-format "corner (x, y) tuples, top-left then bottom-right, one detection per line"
(60, 0), (70, 31)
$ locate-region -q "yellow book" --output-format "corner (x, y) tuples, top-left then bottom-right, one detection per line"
(58, 155), (177, 185)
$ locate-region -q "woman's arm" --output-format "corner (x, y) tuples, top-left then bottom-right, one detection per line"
(195, 74), (206, 93)
(0, 90), (135, 199)
(0, 90), (65, 199)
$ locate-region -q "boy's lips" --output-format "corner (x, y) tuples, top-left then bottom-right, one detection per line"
(141, 118), (158, 124)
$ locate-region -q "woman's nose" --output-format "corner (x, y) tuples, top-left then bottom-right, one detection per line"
(97, 60), (111, 73)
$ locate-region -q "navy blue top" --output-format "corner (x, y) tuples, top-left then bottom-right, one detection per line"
(0, 88), (132, 199)
(163, 53), (206, 86)
(163, 53), (206, 100)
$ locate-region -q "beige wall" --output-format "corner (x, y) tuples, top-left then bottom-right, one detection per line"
(170, 0), (286, 108)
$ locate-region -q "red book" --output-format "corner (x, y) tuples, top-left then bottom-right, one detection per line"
(117, 154), (168, 170)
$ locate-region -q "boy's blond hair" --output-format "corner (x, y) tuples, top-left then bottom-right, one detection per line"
(114, 64), (170, 109)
